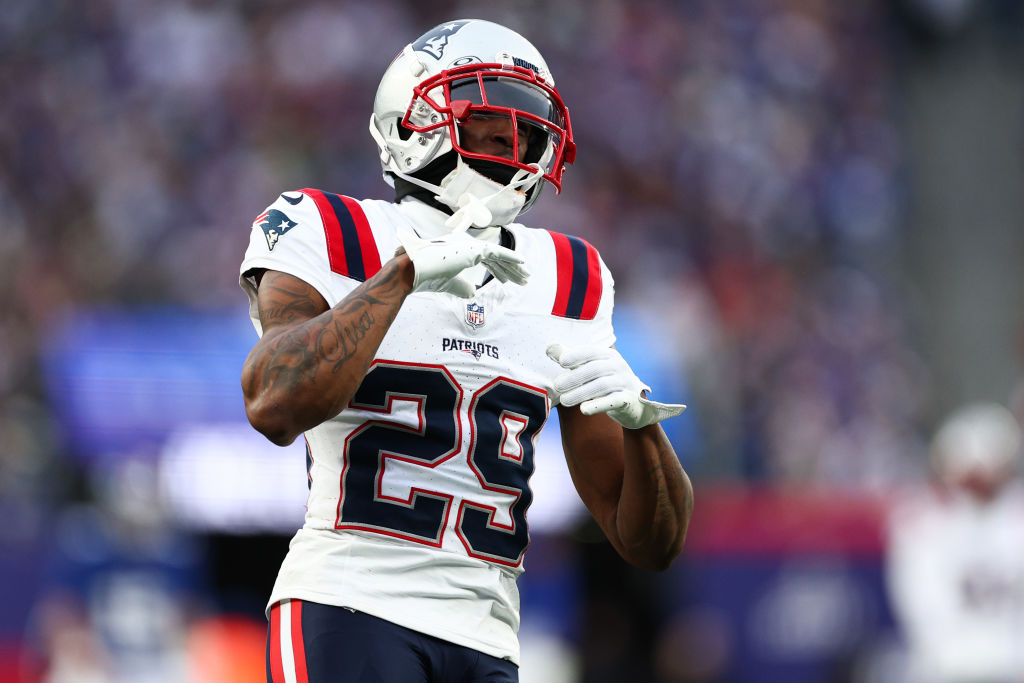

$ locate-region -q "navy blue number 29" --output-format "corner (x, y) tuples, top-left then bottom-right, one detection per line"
(339, 361), (548, 567)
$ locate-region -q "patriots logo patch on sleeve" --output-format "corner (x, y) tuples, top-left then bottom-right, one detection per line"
(256, 209), (298, 251)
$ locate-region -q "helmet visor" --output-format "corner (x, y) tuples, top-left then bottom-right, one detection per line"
(452, 111), (563, 174)
(448, 76), (564, 129)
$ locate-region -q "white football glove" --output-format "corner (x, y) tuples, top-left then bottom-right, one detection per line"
(396, 230), (529, 298)
(546, 343), (686, 430)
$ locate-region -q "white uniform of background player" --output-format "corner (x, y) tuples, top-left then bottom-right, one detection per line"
(886, 402), (1024, 683)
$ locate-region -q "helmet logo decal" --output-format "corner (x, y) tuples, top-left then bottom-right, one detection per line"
(414, 20), (470, 60)
(512, 57), (539, 73)
(495, 51), (552, 83)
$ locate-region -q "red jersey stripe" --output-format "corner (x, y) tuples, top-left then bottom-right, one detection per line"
(300, 189), (381, 281)
(549, 231), (575, 317)
(302, 189), (350, 278)
(339, 195), (382, 278)
(579, 240), (603, 320)
(548, 230), (602, 320)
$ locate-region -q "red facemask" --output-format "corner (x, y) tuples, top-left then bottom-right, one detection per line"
(401, 64), (576, 193)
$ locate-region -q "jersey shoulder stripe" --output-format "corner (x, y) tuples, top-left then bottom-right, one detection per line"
(547, 230), (603, 320)
(300, 189), (382, 282)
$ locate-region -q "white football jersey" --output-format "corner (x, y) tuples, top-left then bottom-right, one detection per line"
(886, 485), (1024, 683)
(239, 189), (615, 663)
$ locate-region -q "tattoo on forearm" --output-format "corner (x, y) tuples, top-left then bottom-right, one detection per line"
(260, 280), (323, 325)
(252, 260), (407, 393)
(319, 297), (377, 372)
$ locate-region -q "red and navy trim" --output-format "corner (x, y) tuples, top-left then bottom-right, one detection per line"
(301, 189), (382, 282)
(548, 231), (603, 320)
(268, 599), (308, 683)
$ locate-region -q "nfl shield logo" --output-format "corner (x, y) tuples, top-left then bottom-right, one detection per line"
(465, 302), (485, 329)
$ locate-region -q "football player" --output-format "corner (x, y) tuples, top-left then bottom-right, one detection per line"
(240, 18), (693, 683)
(886, 403), (1024, 682)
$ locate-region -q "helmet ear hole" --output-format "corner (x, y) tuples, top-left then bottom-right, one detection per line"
(397, 120), (414, 141)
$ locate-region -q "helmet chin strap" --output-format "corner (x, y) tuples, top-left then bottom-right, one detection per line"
(371, 113), (548, 230)
(385, 152), (543, 232)
(436, 158), (544, 231)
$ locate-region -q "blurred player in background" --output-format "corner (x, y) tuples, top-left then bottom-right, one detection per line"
(886, 402), (1024, 683)
(238, 19), (693, 683)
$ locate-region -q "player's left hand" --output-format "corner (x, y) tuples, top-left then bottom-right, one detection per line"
(546, 343), (686, 429)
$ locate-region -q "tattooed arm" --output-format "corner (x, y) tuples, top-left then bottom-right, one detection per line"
(558, 406), (693, 571)
(241, 255), (415, 446)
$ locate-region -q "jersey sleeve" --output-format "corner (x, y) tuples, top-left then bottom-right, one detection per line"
(238, 190), (385, 336)
(545, 230), (616, 349)
(593, 258), (616, 347)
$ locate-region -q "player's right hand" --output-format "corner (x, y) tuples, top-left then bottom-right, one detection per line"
(396, 231), (529, 298)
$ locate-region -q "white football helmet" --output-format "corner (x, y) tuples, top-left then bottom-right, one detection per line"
(369, 19), (575, 227)
(932, 402), (1022, 480)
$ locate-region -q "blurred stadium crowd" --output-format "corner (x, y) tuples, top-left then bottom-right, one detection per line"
(2, 0), (1023, 681)
(1, 0), (926, 493)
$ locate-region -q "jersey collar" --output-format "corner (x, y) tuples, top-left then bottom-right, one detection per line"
(397, 198), (504, 245)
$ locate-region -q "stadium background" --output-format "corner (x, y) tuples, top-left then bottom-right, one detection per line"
(1, 0), (1023, 681)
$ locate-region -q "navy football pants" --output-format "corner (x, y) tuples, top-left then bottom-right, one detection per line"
(266, 599), (519, 682)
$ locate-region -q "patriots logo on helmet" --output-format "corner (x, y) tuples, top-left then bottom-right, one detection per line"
(257, 209), (298, 251)
(413, 20), (470, 60)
